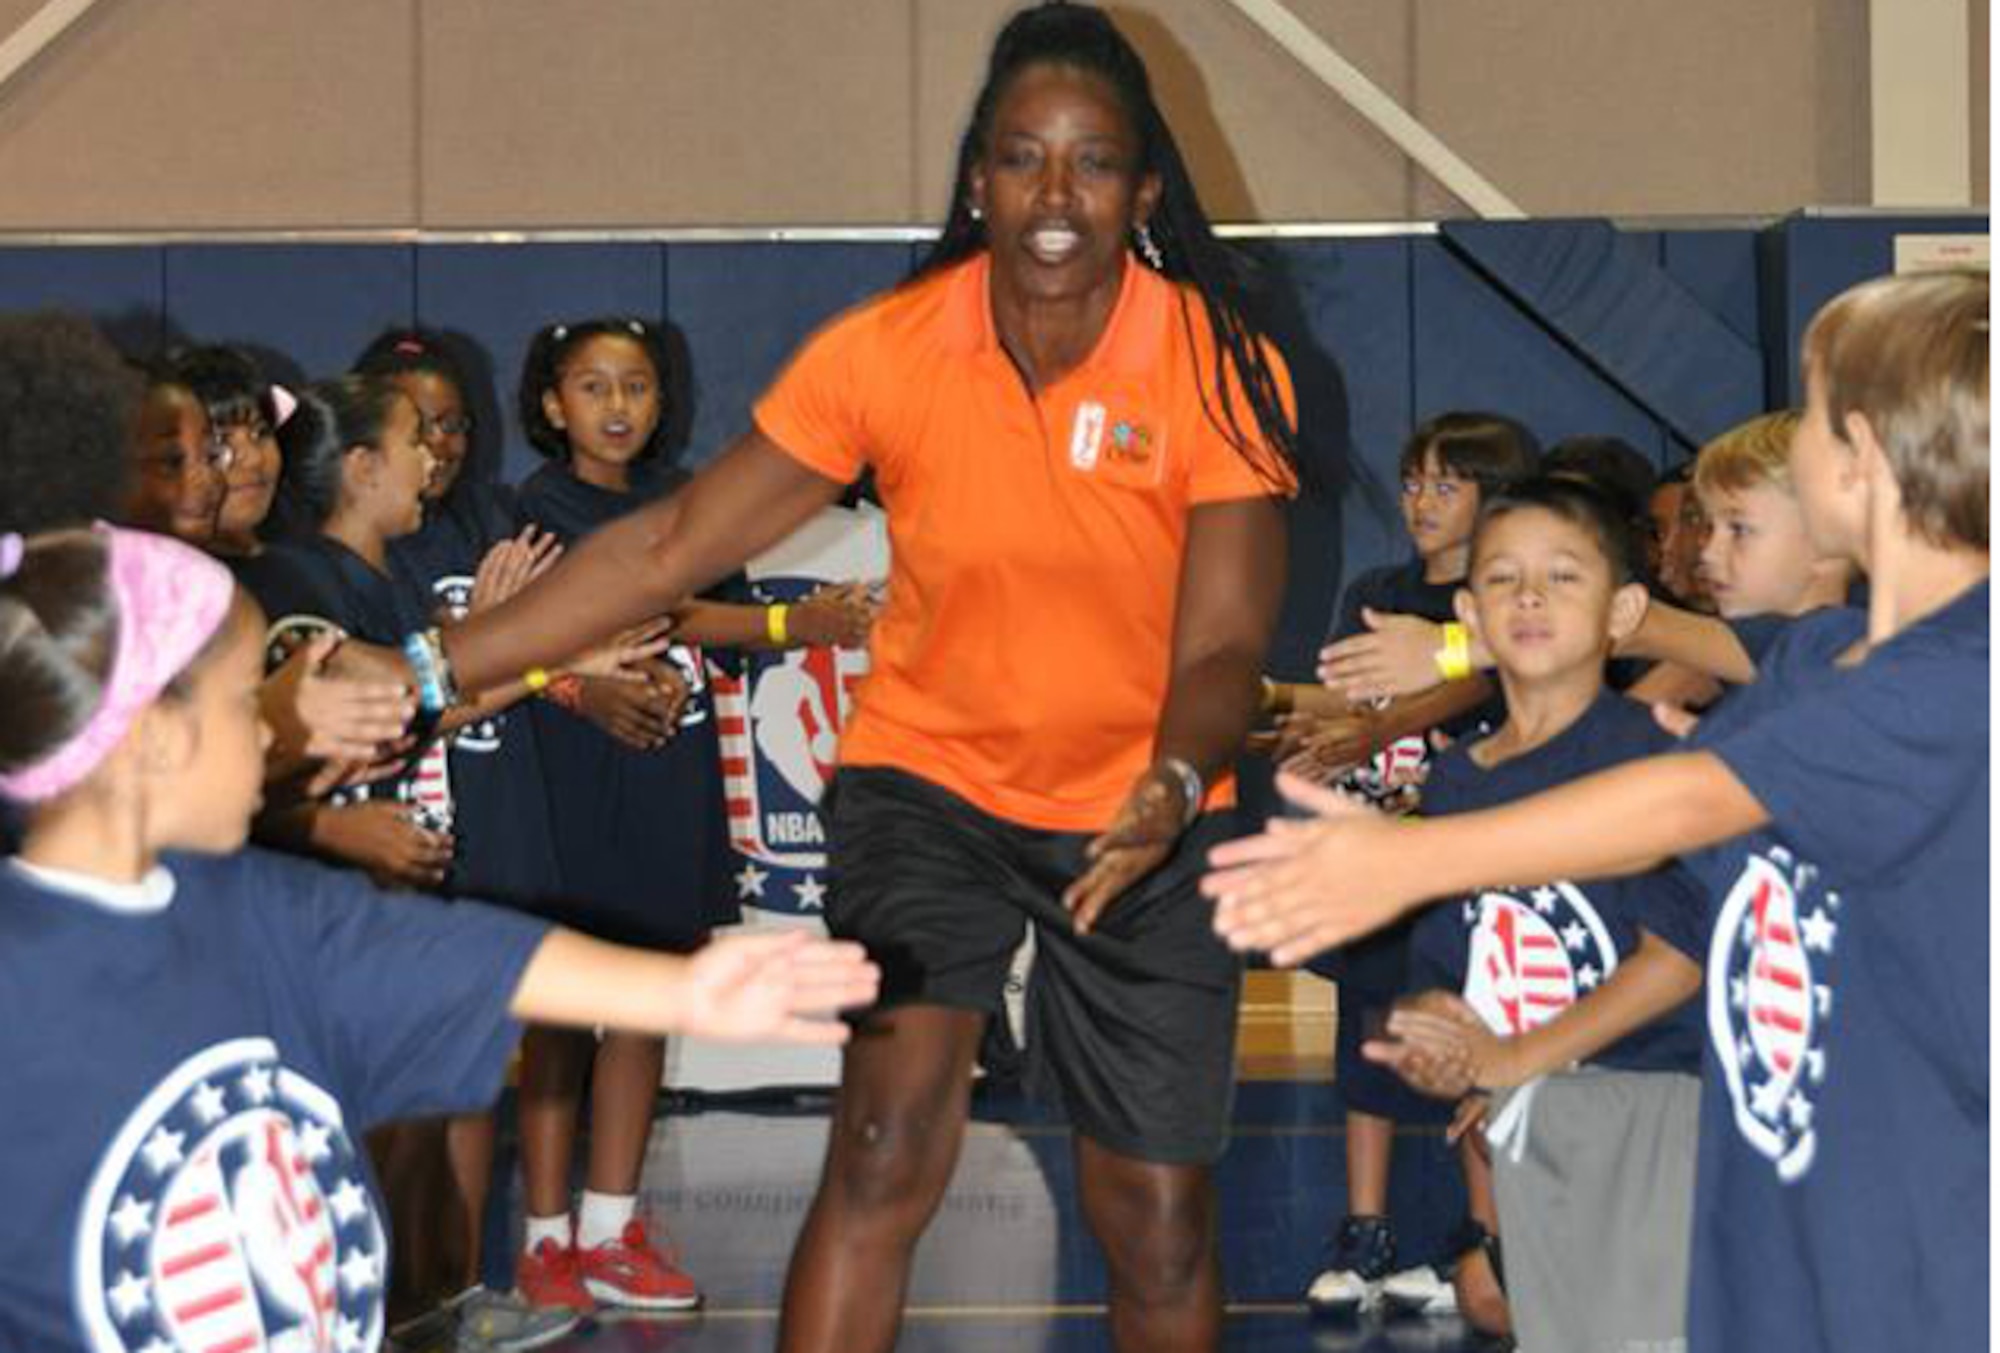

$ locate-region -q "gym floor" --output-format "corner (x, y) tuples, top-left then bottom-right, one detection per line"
(478, 1076), (1487, 1353)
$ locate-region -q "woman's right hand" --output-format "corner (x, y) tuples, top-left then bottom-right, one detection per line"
(312, 800), (454, 889)
(575, 671), (680, 750)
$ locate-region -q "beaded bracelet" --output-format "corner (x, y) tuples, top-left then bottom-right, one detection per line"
(401, 627), (460, 714)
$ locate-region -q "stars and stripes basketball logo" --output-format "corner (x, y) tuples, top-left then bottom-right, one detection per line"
(1462, 884), (1619, 1037)
(76, 1037), (385, 1353)
(711, 577), (869, 917)
(1708, 848), (1836, 1182)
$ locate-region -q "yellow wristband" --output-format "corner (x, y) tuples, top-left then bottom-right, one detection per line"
(1434, 623), (1473, 681)
(766, 603), (791, 646)
(523, 667), (551, 693)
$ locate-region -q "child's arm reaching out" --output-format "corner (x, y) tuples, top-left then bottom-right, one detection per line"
(510, 927), (879, 1046)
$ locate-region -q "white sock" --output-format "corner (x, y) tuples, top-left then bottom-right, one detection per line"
(523, 1213), (572, 1254)
(576, 1191), (637, 1249)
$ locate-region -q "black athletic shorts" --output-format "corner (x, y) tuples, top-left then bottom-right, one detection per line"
(824, 765), (1243, 1165)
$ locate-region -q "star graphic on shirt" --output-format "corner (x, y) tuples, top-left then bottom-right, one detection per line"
(1561, 920), (1589, 952)
(1737, 1035), (1756, 1068)
(329, 1177), (370, 1227)
(1800, 909), (1837, 953)
(298, 1120), (334, 1164)
(1731, 976), (1749, 1011)
(1804, 1049), (1828, 1083)
(338, 1245), (382, 1297)
(1786, 1092), (1814, 1131)
(108, 1269), (150, 1322)
(138, 1339), (174, 1353)
(1576, 963), (1601, 990)
(140, 1125), (185, 1175)
(1813, 985), (1833, 1019)
(109, 1194), (153, 1247)
(1530, 887), (1559, 915)
(239, 1064), (275, 1105)
(188, 1080), (227, 1126)
(1750, 1073), (1791, 1123)
(335, 1314), (368, 1353)
(793, 876), (827, 911)
(735, 863), (770, 900)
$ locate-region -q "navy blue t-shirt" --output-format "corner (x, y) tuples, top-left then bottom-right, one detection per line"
(1409, 691), (1706, 1075)
(241, 535), (437, 822)
(0, 847), (546, 1353)
(387, 482), (563, 906)
(517, 463), (739, 949)
(1680, 580), (1988, 1353)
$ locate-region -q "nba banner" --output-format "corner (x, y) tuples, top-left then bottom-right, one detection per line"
(665, 500), (889, 1092)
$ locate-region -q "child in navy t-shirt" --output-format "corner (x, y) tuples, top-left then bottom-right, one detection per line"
(1374, 477), (1708, 1353)
(1210, 269), (1989, 1353)
(0, 525), (876, 1353)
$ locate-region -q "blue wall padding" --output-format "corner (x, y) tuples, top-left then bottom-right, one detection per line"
(0, 214), (1982, 687)
(1662, 229), (1763, 351)
(162, 245), (417, 387)
(0, 245), (167, 354)
(668, 241), (916, 471)
(1412, 235), (1668, 462)
(1758, 213), (1989, 405)
(414, 242), (665, 485)
(1439, 219), (1764, 453)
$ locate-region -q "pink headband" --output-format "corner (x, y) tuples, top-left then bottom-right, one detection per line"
(0, 525), (236, 803)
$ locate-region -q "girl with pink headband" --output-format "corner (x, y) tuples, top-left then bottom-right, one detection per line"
(0, 524), (877, 1353)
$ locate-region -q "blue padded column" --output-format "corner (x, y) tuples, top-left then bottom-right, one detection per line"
(1758, 212), (1988, 405)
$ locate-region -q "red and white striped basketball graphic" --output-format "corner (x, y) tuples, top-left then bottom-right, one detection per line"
(153, 1112), (337, 1350)
(1708, 847), (1837, 1182)
(1463, 885), (1617, 1037)
(77, 1039), (386, 1353)
(712, 579), (871, 915)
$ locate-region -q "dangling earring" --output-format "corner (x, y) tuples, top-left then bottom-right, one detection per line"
(1134, 221), (1165, 270)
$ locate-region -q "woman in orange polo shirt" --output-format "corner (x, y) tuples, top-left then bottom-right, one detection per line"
(428, 6), (1299, 1350)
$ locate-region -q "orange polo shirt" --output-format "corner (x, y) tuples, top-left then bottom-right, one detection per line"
(754, 253), (1294, 831)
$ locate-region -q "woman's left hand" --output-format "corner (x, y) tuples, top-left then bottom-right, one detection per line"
(1063, 763), (1192, 935)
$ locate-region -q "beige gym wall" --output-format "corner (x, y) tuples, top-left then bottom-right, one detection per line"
(0, 0), (1983, 231)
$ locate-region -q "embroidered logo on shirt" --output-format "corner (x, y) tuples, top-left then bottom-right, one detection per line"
(76, 1037), (387, 1353)
(1462, 884), (1619, 1036)
(1708, 848), (1835, 1182)
(1069, 402), (1107, 471)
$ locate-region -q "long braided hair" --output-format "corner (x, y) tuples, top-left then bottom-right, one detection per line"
(915, 1), (1297, 487)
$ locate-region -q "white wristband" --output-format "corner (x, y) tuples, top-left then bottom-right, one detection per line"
(1159, 756), (1205, 828)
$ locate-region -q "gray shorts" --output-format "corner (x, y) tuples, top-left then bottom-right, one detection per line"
(1489, 1068), (1700, 1353)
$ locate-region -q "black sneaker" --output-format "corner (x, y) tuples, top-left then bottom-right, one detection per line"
(1304, 1214), (1397, 1314)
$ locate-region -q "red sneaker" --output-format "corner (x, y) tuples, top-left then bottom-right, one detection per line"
(515, 1237), (596, 1314)
(577, 1220), (701, 1311)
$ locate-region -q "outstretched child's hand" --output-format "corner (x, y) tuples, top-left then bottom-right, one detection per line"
(1204, 772), (1416, 964)
(676, 931), (879, 1045)
(1317, 609), (1447, 703)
